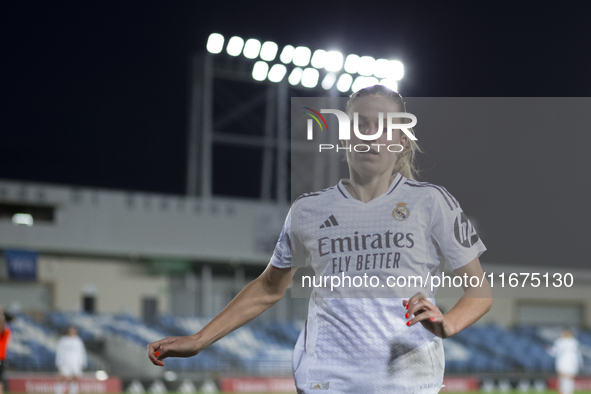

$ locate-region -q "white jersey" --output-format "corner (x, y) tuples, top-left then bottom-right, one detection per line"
(56, 336), (87, 372)
(552, 337), (581, 376)
(271, 174), (486, 394)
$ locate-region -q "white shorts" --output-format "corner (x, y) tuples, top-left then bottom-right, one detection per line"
(293, 335), (445, 394)
(58, 363), (83, 378)
(556, 357), (579, 376)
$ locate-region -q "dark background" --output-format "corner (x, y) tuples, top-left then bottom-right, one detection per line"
(2, 1), (590, 267)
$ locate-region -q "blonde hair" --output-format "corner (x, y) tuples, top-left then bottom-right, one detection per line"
(345, 85), (422, 180)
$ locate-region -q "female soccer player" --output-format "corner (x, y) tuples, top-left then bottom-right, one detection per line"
(551, 329), (582, 394)
(55, 326), (87, 394)
(148, 85), (492, 393)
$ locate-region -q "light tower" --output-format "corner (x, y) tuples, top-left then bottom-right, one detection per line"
(186, 33), (404, 202)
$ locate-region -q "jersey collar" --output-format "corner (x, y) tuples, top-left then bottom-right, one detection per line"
(337, 173), (404, 201)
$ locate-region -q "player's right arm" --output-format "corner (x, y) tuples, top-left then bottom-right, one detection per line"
(147, 263), (294, 366)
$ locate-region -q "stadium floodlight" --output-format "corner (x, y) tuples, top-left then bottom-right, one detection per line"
(227, 36), (245, 56)
(358, 56), (376, 76)
(336, 73), (353, 92)
(95, 371), (108, 381)
(373, 59), (390, 79)
(301, 68), (319, 88)
(379, 78), (398, 92)
(344, 54), (360, 74)
(206, 33), (224, 54)
(288, 67), (303, 85)
(311, 49), (327, 69)
(293, 46), (312, 67)
(260, 41), (278, 61)
(268, 64), (287, 82)
(352, 76), (379, 92)
(12, 213), (33, 226)
(243, 39), (262, 59)
(324, 51), (344, 72)
(280, 45), (295, 64)
(321, 73), (337, 90)
(388, 60), (404, 80)
(252, 61), (269, 81)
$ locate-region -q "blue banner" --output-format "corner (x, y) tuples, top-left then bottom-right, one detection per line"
(4, 249), (38, 280)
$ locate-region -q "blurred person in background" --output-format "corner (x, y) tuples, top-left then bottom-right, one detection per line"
(551, 328), (582, 394)
(55, 326), (87, 394)
(0, 306), (12, 394)
(147, 85), (492, 393)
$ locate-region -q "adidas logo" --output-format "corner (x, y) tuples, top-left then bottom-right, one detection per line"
(320, 215), (339, 229)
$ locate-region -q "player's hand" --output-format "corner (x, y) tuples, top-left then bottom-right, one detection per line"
(403, 293), (455, 338)
(147, 336), (202, 367)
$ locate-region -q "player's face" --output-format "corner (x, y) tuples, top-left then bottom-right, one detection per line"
(68, 327), (77, 336)
(343, 95), (407, 178)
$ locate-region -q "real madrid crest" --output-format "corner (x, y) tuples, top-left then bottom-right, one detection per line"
(392, 202), (410, 221)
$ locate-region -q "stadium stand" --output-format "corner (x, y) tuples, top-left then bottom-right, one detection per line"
(6, 314), (56, 370)
(5, 314), (591, 377)
(6, 314), (101, 371)
(448, 324), (555, 373)
(153, 316), (296, 374)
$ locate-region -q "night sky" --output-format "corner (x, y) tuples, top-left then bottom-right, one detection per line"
(2, 2), (590, 267)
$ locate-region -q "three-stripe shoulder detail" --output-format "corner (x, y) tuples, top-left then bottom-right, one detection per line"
(293, 186), (335, 204)
(404, 180), (459, 210)
(386, 175), (404, 196)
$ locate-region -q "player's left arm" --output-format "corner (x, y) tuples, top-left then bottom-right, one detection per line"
(404, 257), (492, 338)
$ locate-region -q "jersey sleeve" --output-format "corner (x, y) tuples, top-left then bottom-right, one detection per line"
(430, 187), (487, 271)
(269, 207), (307, 269)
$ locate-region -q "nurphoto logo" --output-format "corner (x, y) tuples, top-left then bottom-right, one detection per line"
(302, 107), (417, 153)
